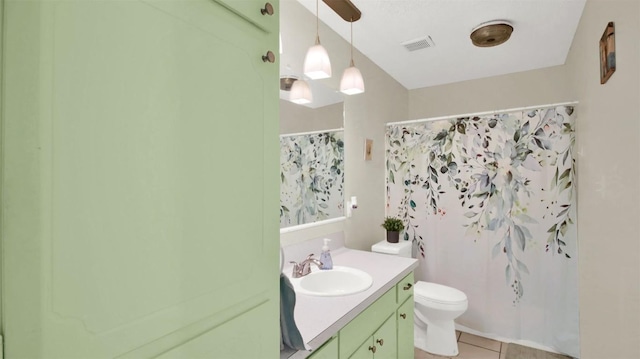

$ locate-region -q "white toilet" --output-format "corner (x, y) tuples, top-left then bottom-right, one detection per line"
(371, 240), (468, 357)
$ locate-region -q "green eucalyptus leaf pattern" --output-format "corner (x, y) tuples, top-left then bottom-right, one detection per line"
(385, 107), (577, 303)
(280, 130), (344, 228)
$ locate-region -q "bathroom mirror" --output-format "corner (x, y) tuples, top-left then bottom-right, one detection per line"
(279, 0), (349, 229)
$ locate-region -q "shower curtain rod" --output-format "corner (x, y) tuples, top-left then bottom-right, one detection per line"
(280, 127), (344, 138)
(386, 101), (579, 126)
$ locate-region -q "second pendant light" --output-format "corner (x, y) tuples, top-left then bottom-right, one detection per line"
(340, 18), (365, 95)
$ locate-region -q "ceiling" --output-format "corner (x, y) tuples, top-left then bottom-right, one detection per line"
(281, 0), (585, 105)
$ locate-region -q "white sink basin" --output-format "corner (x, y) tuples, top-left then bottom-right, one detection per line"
(288, 266), (373, 297)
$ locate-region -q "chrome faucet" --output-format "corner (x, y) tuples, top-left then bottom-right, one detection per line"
(290, 254), (323, 278)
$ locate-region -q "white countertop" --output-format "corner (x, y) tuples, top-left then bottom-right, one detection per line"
(282, 247), (418, 359)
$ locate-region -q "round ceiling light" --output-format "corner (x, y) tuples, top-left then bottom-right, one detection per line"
(470, 21), (514, 47)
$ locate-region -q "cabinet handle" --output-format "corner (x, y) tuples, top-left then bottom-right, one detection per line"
(376, 338), (384, 346)
(400, 313), (407, 319)
(368, 345), (376, 353)
(260, 2), (274, 15)
(262, 51), (276, 63)
(403, 283), (413, 290)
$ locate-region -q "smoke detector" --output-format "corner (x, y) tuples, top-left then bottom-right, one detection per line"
(470, 21), (513, 47)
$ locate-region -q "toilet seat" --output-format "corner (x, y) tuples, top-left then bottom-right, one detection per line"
(414, 281), (467, 305)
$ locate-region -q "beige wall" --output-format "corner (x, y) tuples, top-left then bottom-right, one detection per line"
(566, 1), (640, 358)
(408, 65), (573, 120)
(408, 1), (640, 357)
(279, 100), (343, 135)
(343, 56), (409, 251)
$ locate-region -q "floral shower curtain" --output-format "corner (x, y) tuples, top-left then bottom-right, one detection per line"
(386, 106), (579, 357)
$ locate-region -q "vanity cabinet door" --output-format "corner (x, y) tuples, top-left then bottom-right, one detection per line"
(348, 314), (396, 359)
(339, 271), (415, 359)
(373, 314), (398, 359)
(340, 289), (396, 357)
(397, 296), (415, 359)
(308, 336), (339, 359)
(349, 338), (375, 359)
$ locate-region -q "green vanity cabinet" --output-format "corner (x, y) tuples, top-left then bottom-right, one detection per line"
(333, 271), (415, 359)
(349, 339), (375, 359)
(396, 272), (415, 359)
(348, 314), (397, 359)
(340, 289), (396, 357)
(374, 313), (399, 358)
(308, 336), (339, 359)
(397, 297), (415, 359)
(397, 272), (415, 303)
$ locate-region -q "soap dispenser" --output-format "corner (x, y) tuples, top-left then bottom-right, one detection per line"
(320, 238), (333, 270)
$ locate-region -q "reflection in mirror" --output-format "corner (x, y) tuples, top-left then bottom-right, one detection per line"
(279, 128), (344, 228)
(279, 1), (348, 229)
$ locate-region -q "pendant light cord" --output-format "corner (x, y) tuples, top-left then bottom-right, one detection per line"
(315, 0), (320, 45)
(350, 18), (355, 67)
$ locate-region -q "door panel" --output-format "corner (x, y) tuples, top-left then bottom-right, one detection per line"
(374, 314), (397, 359)
(2, 0), (279, 357)
(154, 299), (274, 359)
(397, 297), (415, 359)
(216, 0), (279, 33)
(340, 288), (395, 358)
(50, 0), (265, 333)
(349, 338), (373, 359)
(308, 336), (338, 359)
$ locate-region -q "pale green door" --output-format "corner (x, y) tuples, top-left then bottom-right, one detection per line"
(1, 0), (279, 357)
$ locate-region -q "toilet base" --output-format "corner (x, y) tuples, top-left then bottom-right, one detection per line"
(414, 319), (459, 357)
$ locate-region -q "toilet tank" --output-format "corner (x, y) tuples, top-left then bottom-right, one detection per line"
(371, 240), (412, 258)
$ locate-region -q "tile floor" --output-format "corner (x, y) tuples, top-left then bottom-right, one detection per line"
(415, 331), (508, 359)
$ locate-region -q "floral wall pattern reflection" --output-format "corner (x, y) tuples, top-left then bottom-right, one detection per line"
(280, 130), (344, 228)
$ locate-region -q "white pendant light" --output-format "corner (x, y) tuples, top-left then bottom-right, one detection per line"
(340, 19), (365, 95)
(303, 0), (331, 80)
(290, 80), (313, 104)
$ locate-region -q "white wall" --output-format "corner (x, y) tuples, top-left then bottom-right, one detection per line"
(408, 1), (640, 357)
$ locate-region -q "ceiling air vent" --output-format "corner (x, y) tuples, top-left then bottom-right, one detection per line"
(401, 36), (435, 52)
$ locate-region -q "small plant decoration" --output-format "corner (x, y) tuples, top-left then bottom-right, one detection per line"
(381, 217), (404, 243)
(382, 217), (404, 231)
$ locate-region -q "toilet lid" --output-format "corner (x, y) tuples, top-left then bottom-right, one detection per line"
(414, 281), (467, 305)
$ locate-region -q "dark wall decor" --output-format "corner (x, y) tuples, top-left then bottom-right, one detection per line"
(599, 22), (616, 84)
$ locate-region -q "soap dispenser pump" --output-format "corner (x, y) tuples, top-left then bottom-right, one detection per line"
(320, 238), (333, 270)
